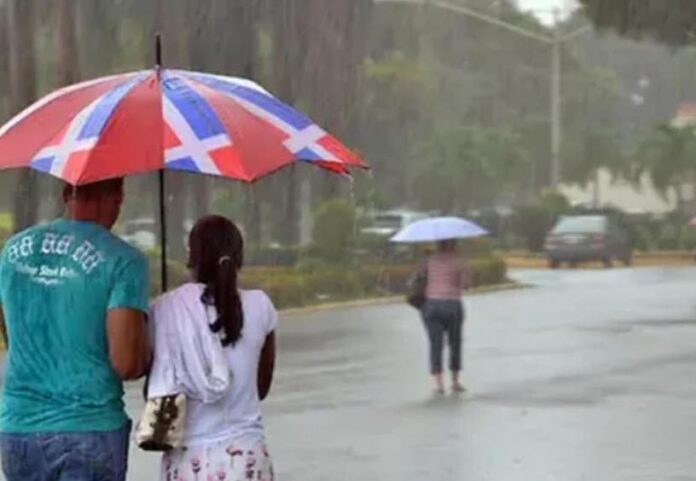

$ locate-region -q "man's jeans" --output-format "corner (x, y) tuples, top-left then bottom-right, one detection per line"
(0, 421), (130, 481)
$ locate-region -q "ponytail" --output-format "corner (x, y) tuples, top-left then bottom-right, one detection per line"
(203, 256), (243, 347)
(189, 215), (245, 348)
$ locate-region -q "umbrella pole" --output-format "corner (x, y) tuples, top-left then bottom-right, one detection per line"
(155, 34), (168, 292)
(158, 169), (168, 292)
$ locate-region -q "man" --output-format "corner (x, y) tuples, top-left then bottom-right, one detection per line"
(0, 178), (150, 480)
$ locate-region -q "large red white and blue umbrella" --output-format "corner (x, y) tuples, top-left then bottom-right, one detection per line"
(0, 62), (366, 289)
(0, 69), (365, 184)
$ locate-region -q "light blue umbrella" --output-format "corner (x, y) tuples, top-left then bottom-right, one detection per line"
(390, 216), (488, 243)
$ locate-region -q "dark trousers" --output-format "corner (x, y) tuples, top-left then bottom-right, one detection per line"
(422, 300), (464, 374)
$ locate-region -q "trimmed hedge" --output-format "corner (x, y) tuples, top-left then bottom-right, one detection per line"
(147, 256), (507, 309)
(147, 255), (508, 308)
(239, 256), (507, 309)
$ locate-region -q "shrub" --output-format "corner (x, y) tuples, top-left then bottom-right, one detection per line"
(512, 205), (553, 252)
(246, 245), (299, 267)
(469, 256), (507, 287)
(0, 226), (11, 252)
(144, 252), (508, 310)
(145, 249), (189, 295)
(242, 274), (309, 309)
(0, 214), (13, 233)
(311, 199), (357, 264)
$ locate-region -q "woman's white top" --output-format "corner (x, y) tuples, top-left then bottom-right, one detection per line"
(149, 283), (278, 447)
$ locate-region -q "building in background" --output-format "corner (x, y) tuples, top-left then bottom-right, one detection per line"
(560, 102), (696, 216)
(560, 170), (676, 215)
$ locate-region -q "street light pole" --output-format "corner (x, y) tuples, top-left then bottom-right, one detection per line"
(550, 16), (562, 186)
(375, 0), (590, 188)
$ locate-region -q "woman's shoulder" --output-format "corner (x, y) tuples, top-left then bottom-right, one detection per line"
(240, 289), (276, 310)
(152, 282), (203, 306)
(240, 289), (278, 333)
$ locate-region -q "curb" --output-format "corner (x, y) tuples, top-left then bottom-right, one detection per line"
(280, 282), (528, 317)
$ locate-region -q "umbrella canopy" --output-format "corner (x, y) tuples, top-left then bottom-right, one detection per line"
(390, 216), (488, 243)
(0, 69), (366, 185)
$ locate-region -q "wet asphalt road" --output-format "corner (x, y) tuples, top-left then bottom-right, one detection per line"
(7, 266), (696, 480)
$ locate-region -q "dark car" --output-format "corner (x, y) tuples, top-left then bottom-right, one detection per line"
(544, 215), (632, 268)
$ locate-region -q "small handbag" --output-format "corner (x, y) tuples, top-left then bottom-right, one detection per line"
(134, 393), (187, 452)
(406, 266), (428, 309)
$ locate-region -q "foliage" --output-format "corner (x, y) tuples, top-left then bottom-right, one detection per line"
(240, 255), (508, 309)
(561, 66), (627, 185)
(579, 0), (696, 47)
(144, 249), (190, 296)
(311, 199), (357, 263)
(513, 190), (571, 252)
(408, 126), (530, 212)
(629, 213), (696, 251)
(145, 250), (507, 309)
(0, 213), (13, 233)
(539, 188), (571, 214)
(633, 125), (696, 205)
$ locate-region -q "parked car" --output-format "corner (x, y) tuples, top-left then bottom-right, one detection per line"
(544, 214), (632, 268)
(360, 210), (432, 239)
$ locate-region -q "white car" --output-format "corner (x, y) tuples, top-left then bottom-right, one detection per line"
(119, 218), (193, 250)
(361, 210), (433, 239)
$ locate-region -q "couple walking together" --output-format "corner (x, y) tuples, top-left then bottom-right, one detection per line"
(0, 179), (276, 480)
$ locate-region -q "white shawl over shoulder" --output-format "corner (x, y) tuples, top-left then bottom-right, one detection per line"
(147, 283), (231, 404)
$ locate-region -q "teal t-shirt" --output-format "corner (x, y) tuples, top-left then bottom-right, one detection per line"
(0, 219), (149, 433)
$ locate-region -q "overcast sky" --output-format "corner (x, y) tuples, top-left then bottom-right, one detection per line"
(516, 0), (579, 24)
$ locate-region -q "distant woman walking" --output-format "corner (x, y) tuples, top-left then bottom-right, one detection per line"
(418, 240), (469, 394)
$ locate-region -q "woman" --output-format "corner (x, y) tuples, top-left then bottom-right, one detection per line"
(419, 239), (469, 394)
(149, 215), (277, 481)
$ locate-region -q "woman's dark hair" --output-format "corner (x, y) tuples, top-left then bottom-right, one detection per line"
(187, 215), (244, 347)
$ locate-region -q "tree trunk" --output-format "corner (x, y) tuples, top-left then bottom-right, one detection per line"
(57, 0), (80, 87)
(271, 0), (303, 245)
(49, 0), (81, 218)
(244, 186), (262, 245)
(302, 0), (372, 202)
(281, 167), (299, 245)
(0, 2), (9, 121)
(7, 0), (38, 233)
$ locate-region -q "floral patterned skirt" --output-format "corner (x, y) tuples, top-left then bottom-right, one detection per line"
(160, 439), (274, 481)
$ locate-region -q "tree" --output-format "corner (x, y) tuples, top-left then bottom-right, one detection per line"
(351, 51), (436, 207)
(311, 199), (357, 264)
(633, 125), (696, 211)
(58, 0), (79, 87)
(44, 0), (81, 218)
(579, 0), (696, 47)
(357, 0), (554, 207)
(408, 126), (530, 213)
(6, 0), (39, 232)
(0, 0), (8, 121)
(187, 0), (261, 229)
(561, 66), (627, 185)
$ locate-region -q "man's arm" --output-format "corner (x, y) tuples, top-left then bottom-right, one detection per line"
(106, 308), (150, 380)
